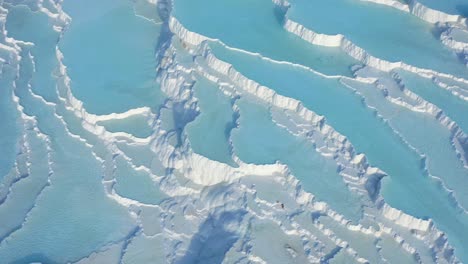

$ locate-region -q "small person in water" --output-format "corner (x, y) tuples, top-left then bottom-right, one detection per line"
(276, 201), (285, 209)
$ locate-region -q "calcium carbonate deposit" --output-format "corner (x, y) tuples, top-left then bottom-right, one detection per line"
(0, 0), (467, 263)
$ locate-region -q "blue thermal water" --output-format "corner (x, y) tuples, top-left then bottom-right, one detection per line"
(397, 70), (468, 133)
(318, 216), (382, 262)
(1, 4), (57, 181)
(0, 126), (50, 241)
(0, 65), (19, 182)
(288, 0), (468, 79)
(186, 76), (237, 166)
(113, 155), (166, 204)
(417, 0), (468, 16)
(232, 97), (363, 222)
(60, 0), (164, 114)
(210, 45), (468, 260)
(173, 0), (358, 76)
(1, 0), (468, 262)
(0, 50), (135, 263)
(343, 77), (468, 208)
(5, 4), (60, 102)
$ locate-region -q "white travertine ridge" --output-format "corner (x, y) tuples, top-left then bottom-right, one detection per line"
(168, 8), (464, 261)
(361, 0), (466, 25)
(0, 0), (466, 262)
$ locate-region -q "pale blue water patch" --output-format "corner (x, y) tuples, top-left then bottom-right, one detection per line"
(288, 0), (468, 79)
(5, 4), (119, 164)
(122, 234), (165, 263)
(186, 76), (237, 166)
(341, 76), (468, 209)
(54, 103), (111, 159)
(0, 45), (135, 264)
(0, 127), (50, 241)
(392, 109), (468, 205)
(4, 4), (114, 158)
(97, 114), (153, 138)
(329, 250), (359, 264)
(379, 235), (419, 264)
(159, 106), (176, 133)
(115, 142), (161, 173)
(60, 0), (165, 114)
(340, 79), (468, 262)
(1, 5), (44, 182)
(243, 218), (309, 263)
(133, 0), (162, 24)
(232, 97), (363, 222)
(5, 4), (60, 102)
(417, 0), (468, 16)
(210, 46), (468, 262)
(0, 65), (20, 181)
(396, 69), (468, 133)
(113, 155), (166, 205)
(318, 216), (381, 263)
(173, 0), (358, 76)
